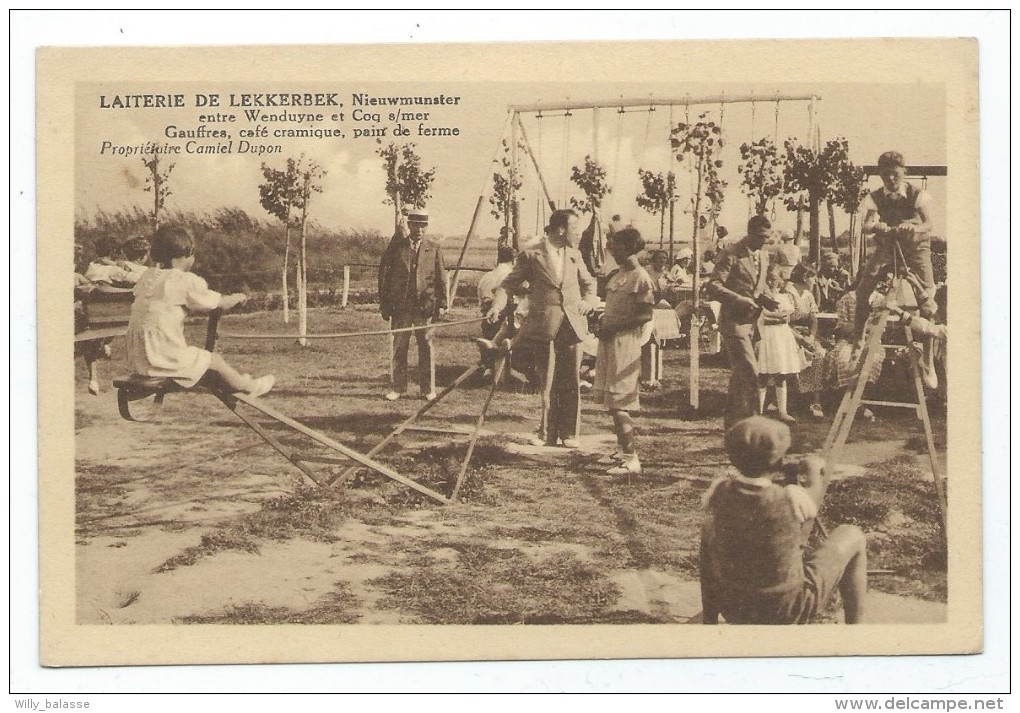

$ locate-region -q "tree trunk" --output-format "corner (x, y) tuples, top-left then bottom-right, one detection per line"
(827, 200), (838, 254)
(298, 198), (309, 347)
(809, 194), (821, 267)
(794, 195), (805, 243)
(659, 208), (665, 248)
(282, 224), (291, 324)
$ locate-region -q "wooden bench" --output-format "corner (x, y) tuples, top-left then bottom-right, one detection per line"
(75, 284), (134, 343)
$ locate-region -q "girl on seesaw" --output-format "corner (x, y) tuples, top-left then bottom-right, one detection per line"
(126, 224), (275, 397)
(592, 228), (656, 476)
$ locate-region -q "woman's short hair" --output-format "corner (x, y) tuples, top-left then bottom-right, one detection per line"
(93, 236), (117, 259)
(150, 224), (195, 268)
(123, 237), (151, 262)
(546, 208), (578, 233)
(790, 262), (817, 283)
(611, 227), (645, 257)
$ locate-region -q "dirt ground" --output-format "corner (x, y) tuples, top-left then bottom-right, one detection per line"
(74, 304), (948, 625)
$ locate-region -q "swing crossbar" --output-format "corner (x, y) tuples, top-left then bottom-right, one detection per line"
(509, 93), (820, 114)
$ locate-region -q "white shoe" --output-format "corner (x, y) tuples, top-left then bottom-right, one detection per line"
(88, 379), (100, 396)
(247, 375), (276, 398)
(422, 391), (438, 402)
(561, 438), (582, 449)
(384, 391), (402, 401)
(606, 457), (641, 476)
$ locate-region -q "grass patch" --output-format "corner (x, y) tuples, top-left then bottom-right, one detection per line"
(347, 439), (513, 506)
(370, 542), (620, 624)
(155, 484), (354, 572)
(177, 584), (361, 624)
(822, 455), (946, 601)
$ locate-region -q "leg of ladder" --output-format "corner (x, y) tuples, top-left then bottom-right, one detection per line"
(825, 312), (887, 471)
(904, 331), (949, 542)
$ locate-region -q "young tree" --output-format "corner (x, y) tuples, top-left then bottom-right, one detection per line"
(257, 155), (325, 343)
(142, 153), (175, 230)
(259, 159), (301, 323)
(569, 155), (612, 273)
(490, 139), (524, 248)
(376, 141), (436, 230)
(636, 168), (674, 248)
(672, 113), (724, 280)
(738, 137), (784, 218)
(294, 157), (326, 347)
(783, 139), (827, 266)
(671, 112), (725, 412)
(569, 155), (611, 216)
(825, 138), (868, 258)
(782, 138), (851, 266)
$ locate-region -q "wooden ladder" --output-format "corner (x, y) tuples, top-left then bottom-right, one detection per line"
(822, 297), (948, 540)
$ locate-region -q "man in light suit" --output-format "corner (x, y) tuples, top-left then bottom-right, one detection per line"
(486, 209), (598, 448)
(378, 209), (447, 401)
(704, 215), (772, 429)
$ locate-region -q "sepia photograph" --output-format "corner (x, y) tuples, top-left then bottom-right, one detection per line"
(16, 9), (1009, 698)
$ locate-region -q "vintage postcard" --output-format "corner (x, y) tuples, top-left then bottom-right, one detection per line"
(39, 38), (981, 667)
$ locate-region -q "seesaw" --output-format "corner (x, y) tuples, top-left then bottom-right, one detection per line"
(113, 309), (504, 505)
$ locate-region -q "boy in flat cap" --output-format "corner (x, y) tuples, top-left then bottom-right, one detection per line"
(700, 416), (868, 624)
(855, 150), (937, 339)
(378, 209), (448, 401)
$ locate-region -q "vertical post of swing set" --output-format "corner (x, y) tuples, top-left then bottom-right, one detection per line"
(511, 110), (521, 250)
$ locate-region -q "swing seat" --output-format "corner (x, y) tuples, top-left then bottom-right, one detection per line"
(112, 374), (217, 422)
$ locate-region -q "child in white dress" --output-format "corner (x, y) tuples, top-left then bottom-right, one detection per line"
(756, 265), (805, 424)
(127, 224), (274, 397)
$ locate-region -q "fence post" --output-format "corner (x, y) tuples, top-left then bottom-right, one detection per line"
(445, 272), (453, 308)
(341, 265), (350, 308)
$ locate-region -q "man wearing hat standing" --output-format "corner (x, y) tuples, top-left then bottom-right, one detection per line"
(705, 215), (772, 429)
(378, 209), (447, 401)
(855, 150), (937, 338)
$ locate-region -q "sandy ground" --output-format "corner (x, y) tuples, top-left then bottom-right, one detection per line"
(75, 397), (945, 625)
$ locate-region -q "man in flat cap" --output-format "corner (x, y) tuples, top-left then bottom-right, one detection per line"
(378, 209), (447, 401)
(855, 150), (937, 339)
(700, 416), (868, 624)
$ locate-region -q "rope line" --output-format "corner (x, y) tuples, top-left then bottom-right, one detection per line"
(218, 316), (485, 340)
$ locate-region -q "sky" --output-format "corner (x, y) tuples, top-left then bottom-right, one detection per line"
(75, 80), (946, 247)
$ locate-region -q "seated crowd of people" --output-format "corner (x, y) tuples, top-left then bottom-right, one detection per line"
(74, 235), (152, 395)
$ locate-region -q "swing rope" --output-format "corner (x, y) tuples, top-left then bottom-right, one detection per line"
(770, 98), (781, 223)
(561, 110), (572, 208)
(536, 112), (546, 231)
(748, 99), (756, 218)
(609, 106), (625, 215)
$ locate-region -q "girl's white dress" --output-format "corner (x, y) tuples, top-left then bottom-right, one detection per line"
(755, 292), (806, 376)
(126, 268), (222, 387)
